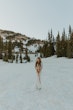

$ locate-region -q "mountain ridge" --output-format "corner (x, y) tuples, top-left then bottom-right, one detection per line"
(0, 29), (30, 41)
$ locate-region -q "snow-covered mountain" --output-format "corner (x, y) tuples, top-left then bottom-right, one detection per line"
(0, 29), (30, 41)
(0, 29), (44, 53)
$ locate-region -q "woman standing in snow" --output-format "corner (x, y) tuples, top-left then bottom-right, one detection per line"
(35, 57), (42, 89)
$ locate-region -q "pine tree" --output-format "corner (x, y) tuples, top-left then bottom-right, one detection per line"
(20, 40), (23, 52)
(0, 36), (3, 59)
(48, 32), (51, 42)
(56, 32), (61, 57)
(61, 29), (67, 57)
(50, 29), (53, 41)
(69, 25), (72, 39)
(3, 52), (8, 62)
(8, 40), (12, 59)
(67, 40), (71, 58)
(43, 41), (49, 57)
(4, 40), (8, 51)
(40, 30), (55, 58)
(24, 47), (30, 62)
(0, 36), (2, 51)
(67, 32), (73, 58)
(20, 54), (22, 63)
(48, 30), (55, 56)
(11, 54), (14, 63)
(16, 54), (19, 63)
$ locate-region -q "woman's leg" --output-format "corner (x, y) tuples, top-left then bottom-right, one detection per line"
(36, 72), (41, 89)
(38, 73), (41, 83)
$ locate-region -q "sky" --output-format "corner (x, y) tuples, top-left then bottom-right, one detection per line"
(0, 0), (73, 40)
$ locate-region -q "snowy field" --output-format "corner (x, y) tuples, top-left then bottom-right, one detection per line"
(0, 55), (73, 110)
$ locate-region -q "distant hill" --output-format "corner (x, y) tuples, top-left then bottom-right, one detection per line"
(0, 29), (44, 43)
(0, 29), (30, 41)
(0, 29), (44, 53)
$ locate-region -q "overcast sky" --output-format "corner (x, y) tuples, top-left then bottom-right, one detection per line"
(0, 0), (73, 39)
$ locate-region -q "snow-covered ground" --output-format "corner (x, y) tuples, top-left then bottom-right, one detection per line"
(0, 55), (73, 110)
(27, 44), (39, 53)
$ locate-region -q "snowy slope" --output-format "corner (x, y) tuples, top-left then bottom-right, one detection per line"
(2, 35), (42, 53)
(27, 44), (40, 53)
(0, 55), (73, 110)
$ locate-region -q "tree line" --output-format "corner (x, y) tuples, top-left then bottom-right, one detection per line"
(38, 25), (73, 58)
(0, 38), (30, 63)
(0, 25), (73, 63)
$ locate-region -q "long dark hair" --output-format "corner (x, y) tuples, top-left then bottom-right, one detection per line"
(35, 57), (41, 67)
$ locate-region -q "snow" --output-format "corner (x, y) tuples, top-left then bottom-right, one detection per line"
(14, 47), (20, 52)
(0, 55), (73, 110)
(23, 39), (29, 45)
(27, 44), (39, 53)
